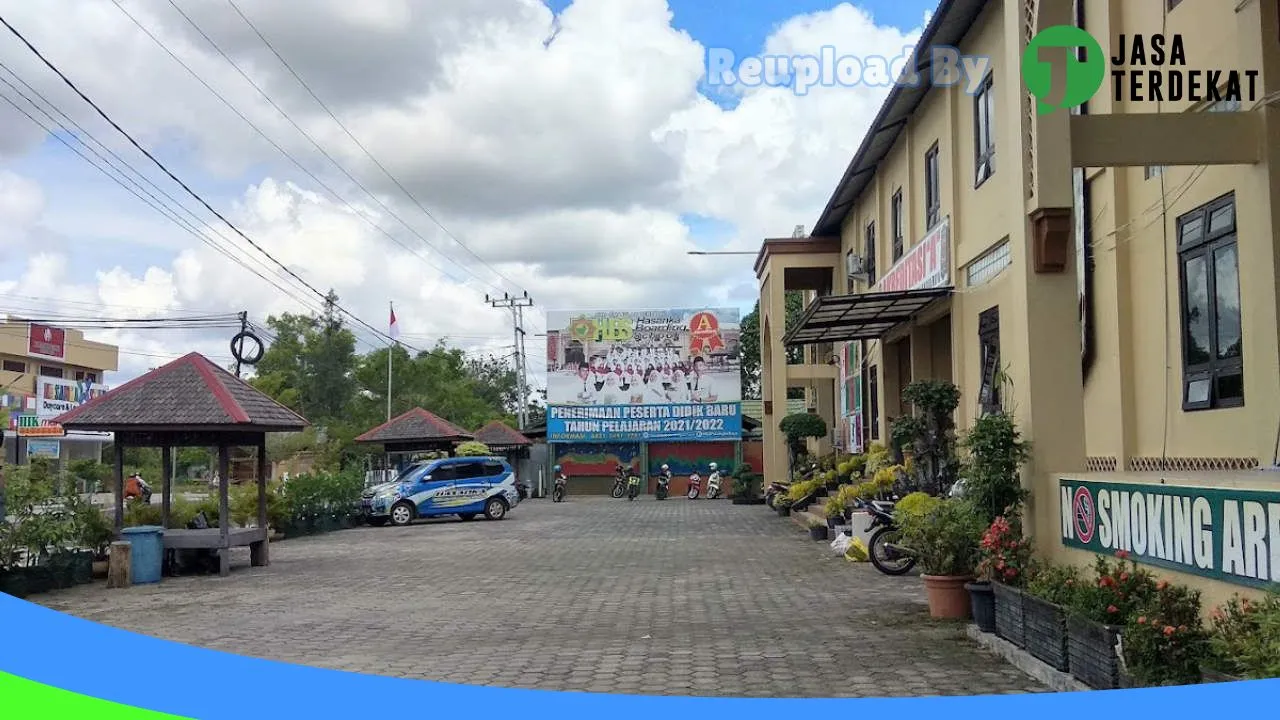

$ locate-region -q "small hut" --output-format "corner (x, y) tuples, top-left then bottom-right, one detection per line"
(473, 420), (532, 458)
(53, 352), (309, 576)
(355, 408), (473, 478)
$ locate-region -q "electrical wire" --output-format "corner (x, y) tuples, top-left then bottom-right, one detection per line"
(0, 14), (420, 355)
(221, 0), (530, 298)
(153, 0), (500, 295)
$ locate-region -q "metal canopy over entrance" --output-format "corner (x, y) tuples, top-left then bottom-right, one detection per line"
(782, 287), (953, 346)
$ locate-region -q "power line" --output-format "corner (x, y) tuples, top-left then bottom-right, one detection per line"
(154, 0), (502, 295)
(222, 0), (529, 297)
(0, 14), (419, 354)
(0, 68), (330, 318)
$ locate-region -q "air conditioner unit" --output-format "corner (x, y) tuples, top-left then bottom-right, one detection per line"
(845, 253), (866, 278)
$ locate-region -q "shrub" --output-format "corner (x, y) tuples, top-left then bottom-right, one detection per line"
(454, 441), (491, 457)
(1025, 563), (1082, 606)
(893, 492), (940, 524)
(1066, 551), (1157, 625)
(1205, 592), (1280, 679)
(976, 508), (1036, 587)
(824, 496), (844, 518)
(960, 412), (1031, 525)
(1122, 580), (1208, 686)
(897, 498), (985, 577)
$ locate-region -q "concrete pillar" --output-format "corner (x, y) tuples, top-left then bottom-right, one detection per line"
(760, 272), (789, 483)
(909, 325), (933, 381)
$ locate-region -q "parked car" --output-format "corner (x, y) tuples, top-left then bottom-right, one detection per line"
(362, 457), (520, 527)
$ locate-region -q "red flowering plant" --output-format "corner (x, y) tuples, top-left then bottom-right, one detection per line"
(1120, 580), (1208, 686)
(975, 505), (1036, 588)
(1066, 551), (1157, 625)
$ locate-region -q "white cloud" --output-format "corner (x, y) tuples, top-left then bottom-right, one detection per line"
(0, 0), (927, 387)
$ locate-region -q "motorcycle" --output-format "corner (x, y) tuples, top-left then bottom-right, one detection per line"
(552, 473), (568, 503)
(686, 472), (702, 500)
(859, 497), (917, 576)
(764, 479), (789, 508)
(626, 473), (642, 500)
(611, 469), (629, 499)
(655, 472), (671, 500)
(706, 471), (722, 499)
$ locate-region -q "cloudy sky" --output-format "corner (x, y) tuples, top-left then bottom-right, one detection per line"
(0, 0), (932, 388)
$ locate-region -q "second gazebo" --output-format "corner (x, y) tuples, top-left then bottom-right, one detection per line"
(355, 408), (474, 470)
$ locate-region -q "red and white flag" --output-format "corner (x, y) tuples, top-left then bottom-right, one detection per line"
(389, 304), (400, 340)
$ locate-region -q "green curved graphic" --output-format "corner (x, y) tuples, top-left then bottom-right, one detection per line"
(0, 671), (191, 719)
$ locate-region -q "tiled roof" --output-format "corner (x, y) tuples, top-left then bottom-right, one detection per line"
(354, 407), (474, 444)
(53, 352), (310, 431)
(473, 420), (532, 448)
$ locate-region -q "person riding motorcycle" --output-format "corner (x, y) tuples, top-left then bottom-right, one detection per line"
(552, 464), (568, 502)
(656, 463), (673, 500)
(124, 472), (152, 504)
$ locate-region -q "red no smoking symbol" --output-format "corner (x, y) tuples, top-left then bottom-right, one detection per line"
(1073, 487), (1096, 544)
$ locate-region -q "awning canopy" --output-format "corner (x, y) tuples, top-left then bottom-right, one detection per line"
(782, 287), (953, 346)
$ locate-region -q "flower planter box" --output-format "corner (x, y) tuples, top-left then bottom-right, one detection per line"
(825, 516), (841, 529)
(1023, 593), (1070, 671)
(776, 506), (791, 517)
(809, 526), (829, 541)
(72, 552), (95, 585)
(0, 570), (29, 599)
(966, 581), (996, 633)
(992, 582), (1026, 648)
(1066, 614), (1122, 689)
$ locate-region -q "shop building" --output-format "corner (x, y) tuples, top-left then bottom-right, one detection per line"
(1, 320), (119, 468)
(756, 0), (1280, 606)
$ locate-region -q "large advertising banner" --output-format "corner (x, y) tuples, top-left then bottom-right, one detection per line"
(36, 377), (109, 421)
(544, 307), (742, 442)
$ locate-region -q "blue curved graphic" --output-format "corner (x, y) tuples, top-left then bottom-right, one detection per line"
(2, 593), (1278, 719)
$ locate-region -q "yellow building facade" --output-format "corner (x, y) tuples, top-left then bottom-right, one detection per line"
(1, 320), (120, 466)
(757, 0), (1280, 606)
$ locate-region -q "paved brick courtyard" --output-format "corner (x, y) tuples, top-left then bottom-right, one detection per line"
(36, 497), (1044, 697)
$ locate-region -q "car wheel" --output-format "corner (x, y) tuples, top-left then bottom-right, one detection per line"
(484, 497), (508, 521)
(458, 513), (477, 521)
(389, 501), (416, 527)
(367, 517), (389, 527)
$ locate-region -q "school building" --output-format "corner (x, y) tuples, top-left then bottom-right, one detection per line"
(755, 0), (1280, 605)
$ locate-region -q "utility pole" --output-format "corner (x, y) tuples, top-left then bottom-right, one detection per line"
(485, 291), (534, 430)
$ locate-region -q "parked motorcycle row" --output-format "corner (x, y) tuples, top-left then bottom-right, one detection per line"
(763, 462), (968, 577)
(548, 463), (725, 503)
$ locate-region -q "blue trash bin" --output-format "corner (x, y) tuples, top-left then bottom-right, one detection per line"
(120, 525), (165, 584)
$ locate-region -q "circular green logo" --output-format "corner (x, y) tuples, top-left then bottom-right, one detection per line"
(1022, 25), (1105, 114)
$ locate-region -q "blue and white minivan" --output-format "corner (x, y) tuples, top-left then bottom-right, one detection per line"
(362, 457), (520, 526)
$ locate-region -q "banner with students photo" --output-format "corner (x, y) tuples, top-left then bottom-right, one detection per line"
(544, 307), (742, 442)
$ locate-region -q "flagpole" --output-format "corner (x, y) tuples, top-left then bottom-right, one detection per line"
(387, 301), (394, 423)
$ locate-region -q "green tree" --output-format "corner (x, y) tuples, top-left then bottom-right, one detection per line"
(738, 293), (807, 400)
(299, 291), (358, 424)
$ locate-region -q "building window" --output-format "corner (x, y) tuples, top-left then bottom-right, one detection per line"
(1167, 0), (1183, 9)
(978, 307), (1001, 416)
(74, 371), (99, 383)
(39, 365), (63, 379)
(974, 72), (995, 186)
(891, 190), (904, 261)
(966, 239), (1012, 287)
(924, 143), (940, 229)
(1146, 165), (1166, 180)
(1178, 192), (1243, 411)
(1207, 97), (1242, 112)
(864, 221), (877, 286)
(2, 359), (25, 373)
(867, 365), (880, 440)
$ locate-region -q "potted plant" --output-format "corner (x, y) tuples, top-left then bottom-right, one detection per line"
(1119, 580), (1207, 687)
(960, 413), (1031, 526)
(891, 380), (962, 497)
(980, 508), (1035, 647)
(1020, 563), (1080, 671)
(775, 496), (793, 517)
(823, 497), (844, 529)
(1064, 552), (1156, 689)
(1201, 592), (1280, 682)
(779, 412), (827, 481)
(732, 465), (758, 505)
(807, 518), (829, 541)
(898, 498), (986, 619)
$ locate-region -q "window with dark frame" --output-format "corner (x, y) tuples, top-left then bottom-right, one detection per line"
(1167, 0), (1183, 10)
(924, 143), (940, 229)
(1178, 193), (1243, 411)
(974, 72), (995, 186)
(38, 365), (63, 379)
(978, 307), (1002, 416)
(864, 221), (877, 286)
(1, 359), (25, 373)
(891, 189), (904, 262)
(868, 365), (880, 440)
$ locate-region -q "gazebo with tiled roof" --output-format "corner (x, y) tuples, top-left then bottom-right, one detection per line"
(354, 407), (474, 457)
(53, 352), (309, 576)
(473, 420), (532, 459)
